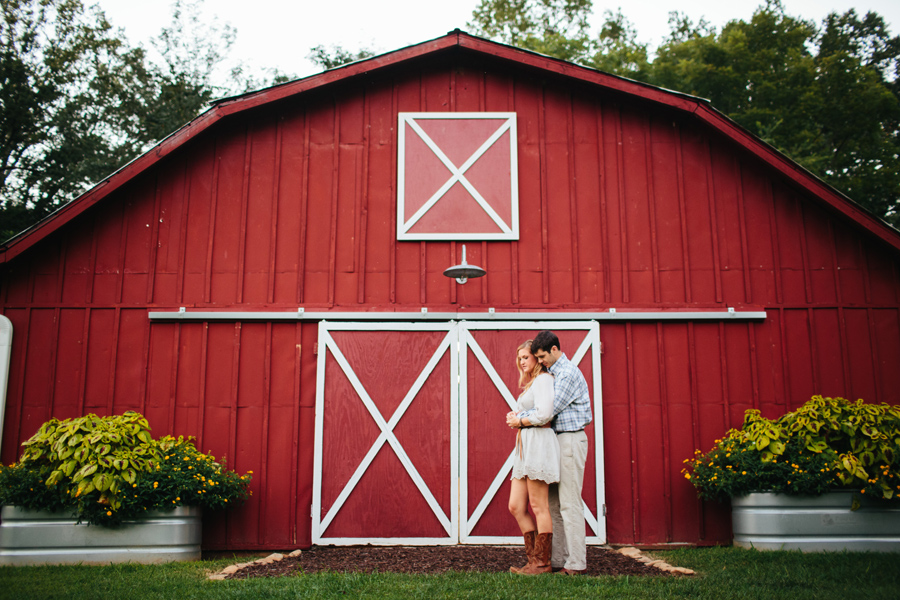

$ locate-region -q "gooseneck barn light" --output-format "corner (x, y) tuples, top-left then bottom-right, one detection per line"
(443, 244), (486, 284)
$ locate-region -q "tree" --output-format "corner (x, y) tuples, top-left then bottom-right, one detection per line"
(0, 0), (153, 240)
(648, 2), (900, 226)
(308, 44), (375, 70)
(587, 9), (650, 80)
(469, 0), (594, 64)
(469, 0), (900, 227)
(138, 0), (290, 145)
(0, 0), (285, 242)
(136, 0), (237, 145)
(811, 10), (900, 224)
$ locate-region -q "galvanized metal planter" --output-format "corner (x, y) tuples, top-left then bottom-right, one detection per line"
(0, 505), (201, 565)
(732, 491), (900, 552)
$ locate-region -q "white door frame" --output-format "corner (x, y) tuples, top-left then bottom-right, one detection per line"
(312, 320), (606, 545)
(312, 321), (460, 545)
(459, 321), (605, 544)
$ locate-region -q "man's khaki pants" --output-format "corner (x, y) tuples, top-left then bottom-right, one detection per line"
(549, 430), (588, 570)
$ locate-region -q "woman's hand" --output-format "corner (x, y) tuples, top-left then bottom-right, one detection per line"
(506, 411), (522, 428)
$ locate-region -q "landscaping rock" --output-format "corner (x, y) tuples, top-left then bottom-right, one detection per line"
(617, 547), (643, 558)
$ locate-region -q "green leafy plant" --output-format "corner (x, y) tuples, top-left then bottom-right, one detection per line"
(17, 412), (159, 511)
(683, 396), (900, 502)
(0, 412), (251, 526)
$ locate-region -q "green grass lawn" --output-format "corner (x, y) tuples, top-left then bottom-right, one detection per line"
(1, 547), (898, 600)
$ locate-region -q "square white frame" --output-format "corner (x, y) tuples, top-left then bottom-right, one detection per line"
(397, 112), (519, 241)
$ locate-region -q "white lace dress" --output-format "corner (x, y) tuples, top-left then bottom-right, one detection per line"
(510, 372), (560, 484)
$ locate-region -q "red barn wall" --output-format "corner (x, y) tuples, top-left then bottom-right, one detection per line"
(2, 51), (899, 548)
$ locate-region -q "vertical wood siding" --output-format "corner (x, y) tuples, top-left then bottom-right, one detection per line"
(2, 54), (899, 548)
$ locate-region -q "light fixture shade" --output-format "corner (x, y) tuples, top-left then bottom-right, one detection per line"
(443, 245), (486, 284)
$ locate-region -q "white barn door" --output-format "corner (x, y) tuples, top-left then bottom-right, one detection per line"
(458, 322), (605, 544)
(312, 322), (459, 545)
(312, 320), (605, 545)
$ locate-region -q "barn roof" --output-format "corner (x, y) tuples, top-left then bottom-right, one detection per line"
(2, 29), (898, 264)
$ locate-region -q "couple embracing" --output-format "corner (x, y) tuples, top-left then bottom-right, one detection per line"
(505, 330), (591, 575)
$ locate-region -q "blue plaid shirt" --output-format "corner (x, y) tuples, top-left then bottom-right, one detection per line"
(547, 353), (592, 432)
(519, 353), (592, 432)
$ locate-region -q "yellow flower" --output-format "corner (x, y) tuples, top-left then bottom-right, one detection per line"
(684, 473), (691, 480)
(107, 511), (112, 516)
(742, 471), (747, 475)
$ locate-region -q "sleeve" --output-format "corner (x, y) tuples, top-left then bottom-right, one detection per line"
(528, 374), (555, 425)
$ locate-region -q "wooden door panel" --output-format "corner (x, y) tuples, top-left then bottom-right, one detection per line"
(313, 321), (604, 545)
(460, 322), (605, 544)
(313, 323), (458, 544)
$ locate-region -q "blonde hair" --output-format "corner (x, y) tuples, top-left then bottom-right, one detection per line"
(516, 339), (547, 390)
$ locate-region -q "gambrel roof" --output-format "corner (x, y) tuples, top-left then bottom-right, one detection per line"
(2, 29), (898, 264)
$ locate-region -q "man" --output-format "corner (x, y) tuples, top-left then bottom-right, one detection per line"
(507, 330), (592, 575)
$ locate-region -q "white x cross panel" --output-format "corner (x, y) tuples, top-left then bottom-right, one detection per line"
(459, 322), (605, 544)
(397, 113), (519, 241)
(312, 321), (459, 545)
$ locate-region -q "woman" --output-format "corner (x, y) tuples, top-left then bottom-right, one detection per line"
(506, 339), (560, 575)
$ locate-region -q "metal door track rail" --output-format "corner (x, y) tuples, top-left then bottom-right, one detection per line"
(149, 308), (766, 321)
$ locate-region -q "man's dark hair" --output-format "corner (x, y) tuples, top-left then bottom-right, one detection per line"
(532, 330), (560, 354)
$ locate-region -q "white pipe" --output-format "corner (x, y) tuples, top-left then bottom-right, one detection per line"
(0, 315), (12, 454)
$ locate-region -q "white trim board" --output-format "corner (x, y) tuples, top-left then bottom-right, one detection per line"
(149, 309), (767, 321)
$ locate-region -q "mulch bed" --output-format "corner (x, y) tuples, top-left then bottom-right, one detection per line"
(224, 545), (672, 579)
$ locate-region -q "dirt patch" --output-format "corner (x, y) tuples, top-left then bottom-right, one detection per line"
(223, 545), (673, 579)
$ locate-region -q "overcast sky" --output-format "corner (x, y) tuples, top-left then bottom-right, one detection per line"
(97, 0), (900, 83)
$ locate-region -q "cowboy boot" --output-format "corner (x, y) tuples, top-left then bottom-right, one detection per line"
(521, 532), (552, 574)
(510, 530), (536, 574)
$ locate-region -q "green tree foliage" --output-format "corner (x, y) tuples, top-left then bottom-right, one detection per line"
(651, 2), (900, 226)
(308, 44), (375, 70)
(0, 0), (153, 240)
(588, 8), (650, 80)
(138, 0), (237, 146)
(0, 0), (287, 242)
(470, 0), (900, 227)
(469, 0), (593, 63)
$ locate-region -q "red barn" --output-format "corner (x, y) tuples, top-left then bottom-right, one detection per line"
(1, 31), (899, 551)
